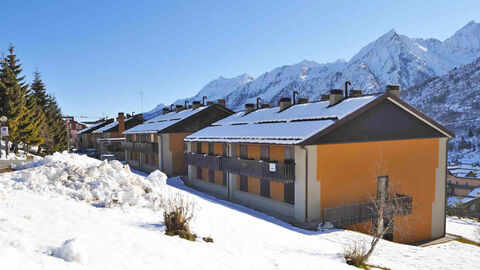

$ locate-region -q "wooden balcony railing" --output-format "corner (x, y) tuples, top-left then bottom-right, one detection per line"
(121, 142), (158, 154)
(184, 152), (295, 184)
(323, 194), (412, 227)
(184, 152), (222, 171)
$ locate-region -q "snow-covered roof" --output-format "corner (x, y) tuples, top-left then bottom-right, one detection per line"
(186, 95), (380, 144)
(77, 121), (107, 134)
(124, 106), (209, 134)
(448, 163), (480, 179)
(93, 121), (119, 134)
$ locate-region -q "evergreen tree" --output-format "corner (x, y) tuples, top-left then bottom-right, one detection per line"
(30, 71), (49, 153)
(0, 45), (29, 154)
(20, 87), (45, 152)
(31, 70), (48, 108)
(44, 94), (68, 154)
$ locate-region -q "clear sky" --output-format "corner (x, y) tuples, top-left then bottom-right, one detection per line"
(1, 0), (479, 120)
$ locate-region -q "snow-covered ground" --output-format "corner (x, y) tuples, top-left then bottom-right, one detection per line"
(446, 217), (480, 243)
(0, 153), (479, 270)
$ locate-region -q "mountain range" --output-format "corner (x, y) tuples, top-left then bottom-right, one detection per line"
(144, 20), (480, 160)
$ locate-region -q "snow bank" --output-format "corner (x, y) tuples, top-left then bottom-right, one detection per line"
(0, 152), (168, 209)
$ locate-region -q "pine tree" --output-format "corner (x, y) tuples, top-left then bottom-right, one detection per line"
(31, 70), (48, 108)
(44, 94), (68, 154)
(30, 71), (49, 154)
(20, 87), (45, 153)
(0, 45), (29, 154)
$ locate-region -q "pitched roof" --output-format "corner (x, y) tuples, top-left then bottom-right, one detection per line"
(77, 120), (113, 134)
(124, 106), (210, 134)
(92, 117), (142, 134)
(186, 93), (454, 145)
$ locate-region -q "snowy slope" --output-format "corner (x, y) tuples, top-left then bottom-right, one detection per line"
(402, 56), (480, 161)
(0, 153), (479, 270)
(145, 21), (480, 111)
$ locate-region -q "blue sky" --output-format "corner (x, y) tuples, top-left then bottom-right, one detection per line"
(1, 0), (479, 120)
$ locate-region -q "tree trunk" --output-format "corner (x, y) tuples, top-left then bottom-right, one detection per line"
(5, 138), (9, 156)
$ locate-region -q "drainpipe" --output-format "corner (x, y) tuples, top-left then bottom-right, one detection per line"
(301, 146), (309, 223)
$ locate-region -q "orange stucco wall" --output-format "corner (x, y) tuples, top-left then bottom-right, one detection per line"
(317, 138), (440, 243)
(270, 145), (285, 202)
(168, 133), (190, 175)
(213, 143), (223, 155)
(214, 170), (223, 185)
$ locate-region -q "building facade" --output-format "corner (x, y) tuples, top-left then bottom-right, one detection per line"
(184, 86), (453, 244)
(93, 113), (143, 160)
(123, 101), (233, 176)
(77, 119), (114, 153)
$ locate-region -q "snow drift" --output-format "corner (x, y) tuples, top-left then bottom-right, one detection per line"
(1, 152), (168, 209)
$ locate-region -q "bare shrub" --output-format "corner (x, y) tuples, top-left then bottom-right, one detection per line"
(343, 240), (368, 268)
(163, 193), (197, 241)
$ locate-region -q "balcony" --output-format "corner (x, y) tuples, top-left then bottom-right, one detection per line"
(122, 141), (135, 151)
(322, 194), (412, 227)
(184, 152), (295, 184)
(121, 142), (158, 154)
(184, 152), (222, 171)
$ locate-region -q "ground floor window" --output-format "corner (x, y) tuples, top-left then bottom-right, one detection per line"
(260, 179), (270, 198)
(284, 183), (294, 204)
(240, 175), (248, 191)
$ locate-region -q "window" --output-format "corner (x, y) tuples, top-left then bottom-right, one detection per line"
(197, 167), (202, 179)
(209, 169), (214, 183)
(466, 182), (469, 186)
(260, 179), (270, 198)
(196, 142), (202, 153)
(456, 180), (459, 185)
(222, 171), (227, 186)
(377, 176), (389, 199)
(284, 183), (294, 204)
(222, 143), (228, 157)
(240, 144), (248, 159)
(208, 143), (214, 155)
(284, 146), (294, 164)
(260, 145), (270, 161)
(240, 175), (248, 191)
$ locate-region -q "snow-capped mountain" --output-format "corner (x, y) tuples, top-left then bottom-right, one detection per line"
(159, 21), (480, 111)
(403, 56), (480, 161)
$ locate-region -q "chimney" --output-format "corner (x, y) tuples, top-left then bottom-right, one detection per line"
(349, 89), (363, 97)
(217, 99), (226, 108)
(162, 107), (170, 115)
(386, 84), (401, 98)
(321, 94), (330, 101)
(245, 103), (255, 114)
(192, 101), (201, 109)
(261, 103), (271, 109)
(279, 97), (291, 111)
(206, 101), (214, 105)
(297, 97), (309, 104)
(118, 112), (125, 135)
(329, 89), (344, 106)
(175, 105), (185, 112)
